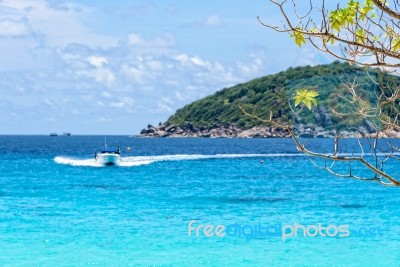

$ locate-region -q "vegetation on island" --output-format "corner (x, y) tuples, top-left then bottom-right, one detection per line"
(166, 61), (400, 130)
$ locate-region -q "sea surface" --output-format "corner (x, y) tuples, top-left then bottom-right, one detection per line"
(0, 136), (399, 266)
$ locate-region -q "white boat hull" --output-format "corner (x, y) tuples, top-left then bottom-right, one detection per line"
(96, 153), (121, 166)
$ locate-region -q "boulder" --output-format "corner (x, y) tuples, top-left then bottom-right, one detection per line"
(237, 129), (255, 138)
(386, 129), (398, 138)
(165, 125), (176, 133)
(364, 120), (377, 133)
(156, 131), (169, 137)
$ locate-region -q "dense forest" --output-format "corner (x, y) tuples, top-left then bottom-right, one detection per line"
(166, 61), (400, 130)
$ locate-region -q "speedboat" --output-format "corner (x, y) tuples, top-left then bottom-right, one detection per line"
(95, 145), (121, 166)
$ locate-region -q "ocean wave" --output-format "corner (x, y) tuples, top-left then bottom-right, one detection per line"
(54, 153), (305, 167)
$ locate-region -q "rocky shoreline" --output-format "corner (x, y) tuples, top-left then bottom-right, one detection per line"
(138, 122), (400, 138)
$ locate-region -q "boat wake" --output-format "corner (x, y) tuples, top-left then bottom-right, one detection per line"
(54, 153), (305, 167)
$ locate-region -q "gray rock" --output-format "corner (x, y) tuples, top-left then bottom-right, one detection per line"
(364, 120), (377, 133)
(157, 131), (168, 137)
(316, 131), (329, 138)
(165, 125), (176, 132)
(299, 133), (313, 138)
(237, 129), (255, 138)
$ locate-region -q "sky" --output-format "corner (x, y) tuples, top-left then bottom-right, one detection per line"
(0, 0), (333, 135)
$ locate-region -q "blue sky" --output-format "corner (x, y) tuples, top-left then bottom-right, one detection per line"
(0, 0), (332, 134)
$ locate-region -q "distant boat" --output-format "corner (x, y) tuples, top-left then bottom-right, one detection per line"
(50, 133), (58, 136)
(95, 140), (121, 166)
(62, 132), (71, 136)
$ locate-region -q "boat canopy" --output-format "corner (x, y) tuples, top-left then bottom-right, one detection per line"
(100, 148), (120, 154)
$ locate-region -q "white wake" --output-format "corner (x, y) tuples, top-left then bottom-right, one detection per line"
(54, 153), (304, 167)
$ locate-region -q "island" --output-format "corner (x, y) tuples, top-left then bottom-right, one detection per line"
(140, 62), (400, 138)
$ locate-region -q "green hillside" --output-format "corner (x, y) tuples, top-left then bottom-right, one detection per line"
(166, 61), (400, 129)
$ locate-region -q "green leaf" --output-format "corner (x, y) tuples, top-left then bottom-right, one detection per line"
(295, 97), (301, 107)
(290, 30), (306, 47)
(304, 100), (312, 110)
(356, 28), (366, 44)
(293, 89), (319, 110)
(393, 38), (400, 52)
(311, 98), (318, 106)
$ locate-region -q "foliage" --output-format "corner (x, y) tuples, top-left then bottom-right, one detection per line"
(261, 0), (400, 68)
(294, 89), (319, 110)
(166, 61), (400, 129)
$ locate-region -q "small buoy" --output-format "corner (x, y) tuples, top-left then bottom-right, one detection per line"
(127, 147), (132, 151)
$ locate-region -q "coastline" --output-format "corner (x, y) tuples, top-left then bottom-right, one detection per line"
(138, 122), (400, 138)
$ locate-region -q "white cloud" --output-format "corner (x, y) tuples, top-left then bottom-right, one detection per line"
(109, 97), (134, 109)
(109, 101), (124, 108)
(121, 63), (148, 83)
(237, 56), (264, 76)
(88, 56), (108, 67)
(0, 17), (32, 37)
(184, 13), (224, 28)
(190, 56), (210, 67)
(77, 67), (116, 86)
(174, 54), (212, 69)
(0, 1), (269, 133)
(0, 0), (116, 48)
(127, 33), (176, 47)
(146, 60), (163, 71)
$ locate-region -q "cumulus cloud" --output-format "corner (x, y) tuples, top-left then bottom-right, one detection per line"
(77, 68), (116, 86)
(127, 33), (176, 47)
(0, 29), (268, 133)
(0, 0), (116, 48)
(121, 63), (150, 84)
(0, 17), (32, 37)
(87, 56), (108, 67)
(0, 1), (269, 134)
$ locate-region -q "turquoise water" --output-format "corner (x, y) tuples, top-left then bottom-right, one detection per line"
(0, 136), (399, 266)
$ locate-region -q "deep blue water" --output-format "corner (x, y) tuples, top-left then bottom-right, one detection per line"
(0, 136), (399, 266)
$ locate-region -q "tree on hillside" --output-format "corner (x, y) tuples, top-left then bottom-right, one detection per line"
(246, 0), (400, 186)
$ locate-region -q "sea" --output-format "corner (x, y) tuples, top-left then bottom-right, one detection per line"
(0, 136), (399, 266)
